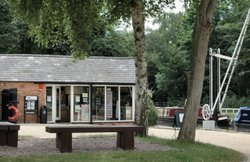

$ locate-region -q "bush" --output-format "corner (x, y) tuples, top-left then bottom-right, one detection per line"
(148, 105), (158, 126)
(223, 95), (250, 108)
(147, 90), (158, 126)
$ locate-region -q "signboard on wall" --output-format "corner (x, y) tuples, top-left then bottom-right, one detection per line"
(24, 96), (39, 123)
(24, 96), (38, 112)
(106, 88), (113, 118)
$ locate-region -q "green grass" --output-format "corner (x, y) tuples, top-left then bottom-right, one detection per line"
(0, 136), (244, 162)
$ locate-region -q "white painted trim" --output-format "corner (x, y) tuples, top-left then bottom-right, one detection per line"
(88, 86), (91, 122)
(55, 86), (61, 120)
(118, 86), (121, 120)
(132, 86), (135, 121)
(52, 85), (56, 123)
(92, 85), (133, 87)
(104, 86), (107, 121)
(70, 86), (74, 123)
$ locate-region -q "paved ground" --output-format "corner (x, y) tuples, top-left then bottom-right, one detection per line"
(19, 124), (250, 161)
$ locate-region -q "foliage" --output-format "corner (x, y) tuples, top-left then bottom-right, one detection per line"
(208, 0), (250, 106)
(148, 106), (158, 126)
(0, 0), (20, 53)
(146, 91), (158, 126)
(90, 31), (134, 57)
(7, 0), (175, 58)
(0, 0), (71, 54)
(146, 13), (189, 106)
(149, 0), (250, 107)
(0, 136), (244, 162)
(223, 94), (250, 108)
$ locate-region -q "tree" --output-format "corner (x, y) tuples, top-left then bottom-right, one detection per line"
(7, 0), (174, 135)
(0, 0), (20, 53)
(0, 0), (71, 54)
(210, 0), (250, 107)
(90, 31), (134, 57)
(178, 0), (217, 142)
(147, 13), (188, 106)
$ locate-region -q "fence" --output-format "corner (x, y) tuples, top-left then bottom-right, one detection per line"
(155, 107), (239, 118)
(221, 108), (239, 114)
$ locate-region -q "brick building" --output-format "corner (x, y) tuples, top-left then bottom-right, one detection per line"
(0, 54), (135, 124)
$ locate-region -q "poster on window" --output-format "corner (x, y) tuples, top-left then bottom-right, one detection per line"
(106, 88), (113, 118)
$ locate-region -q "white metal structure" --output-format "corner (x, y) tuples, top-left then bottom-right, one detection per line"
(202, 8), (250, 120)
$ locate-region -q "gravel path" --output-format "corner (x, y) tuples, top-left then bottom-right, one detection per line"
(0, 136), (169, 156)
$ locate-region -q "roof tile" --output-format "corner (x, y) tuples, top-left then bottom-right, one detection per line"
(0, 54), (135, 84)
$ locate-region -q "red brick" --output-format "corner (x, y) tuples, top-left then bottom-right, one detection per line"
(0, 82), (45, 123)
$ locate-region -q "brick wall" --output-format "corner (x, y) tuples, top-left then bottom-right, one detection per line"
(0, 82), (46, 123)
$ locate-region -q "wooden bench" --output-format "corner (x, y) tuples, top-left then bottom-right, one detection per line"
(0, 122), (20, 147)
(46, 125), (145, 153)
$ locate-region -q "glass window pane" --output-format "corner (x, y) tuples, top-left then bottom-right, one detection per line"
(73, 86), (90, 122)
(46, 87), (52, 121)
(92, 87), (105, 121)
(120, 87), (132, 120)
(60, 86), (70, 122)
(106, 87), (118, 120)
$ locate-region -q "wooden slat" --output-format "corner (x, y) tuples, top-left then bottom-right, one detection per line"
(46, 125), (144, 133)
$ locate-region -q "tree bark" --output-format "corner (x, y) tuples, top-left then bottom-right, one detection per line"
(178, 0), (217, 142)
(131, 0), (148, 135)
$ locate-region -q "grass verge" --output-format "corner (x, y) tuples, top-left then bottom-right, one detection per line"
(0, 136), (244, 162)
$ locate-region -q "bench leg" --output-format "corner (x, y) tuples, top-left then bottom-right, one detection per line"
(117, 132), (123, 148)
(7, 130), (18, 147)
(117, 131), (134, 150)
(0, 131), (7, 145)
(56, 132), (72, 153)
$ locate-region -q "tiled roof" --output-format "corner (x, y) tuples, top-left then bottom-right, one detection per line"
(0, 54), (135, 84)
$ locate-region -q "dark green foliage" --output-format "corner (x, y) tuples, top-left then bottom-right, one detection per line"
(148, 106), (158, 126)
(147, 13), (188, 106)
(209, 0), (250, 106)
(146, 91), (158, 126)
(0, 0), (20, 53)
(147, 0), (250, 107)
(90, 31), (134, 57)
(0, 0), (71, 54)
(6, 0), (175, 58)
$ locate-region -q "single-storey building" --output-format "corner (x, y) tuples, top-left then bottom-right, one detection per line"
(0, 54), (136, 124)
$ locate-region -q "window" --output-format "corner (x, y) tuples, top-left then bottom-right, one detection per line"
(92, 87), (105, 121)
(73, 86), (90, 122)
(46, 87), (52, 121)
(120, 87), (133, 120)
(106, 87), (118, 120)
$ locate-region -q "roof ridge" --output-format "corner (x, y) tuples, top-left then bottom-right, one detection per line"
(0, 54), (133, 59)
(0, 54), (71, 58)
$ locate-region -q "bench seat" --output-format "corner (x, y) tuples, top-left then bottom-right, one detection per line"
(46, 125), (144, 153)
(0, 122), (20, 147)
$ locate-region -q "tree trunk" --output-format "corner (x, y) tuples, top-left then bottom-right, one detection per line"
(178, 0), (217, 142)
(131, 0), (148, 136)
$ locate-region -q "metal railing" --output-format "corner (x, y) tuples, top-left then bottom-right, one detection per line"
(221, 108), (239, 114)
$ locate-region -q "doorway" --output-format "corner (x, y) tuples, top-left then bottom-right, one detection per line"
(46, 86), (70, 123)
(56, 86), (71, 122)
(55, 87), (61, 121)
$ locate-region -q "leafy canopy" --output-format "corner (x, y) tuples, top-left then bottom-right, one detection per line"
(7, 0), (174, 58)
